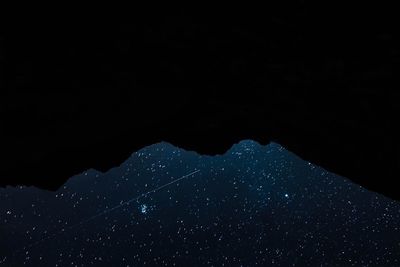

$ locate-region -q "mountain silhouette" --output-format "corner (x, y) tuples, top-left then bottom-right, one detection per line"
(1, 141), (400, 266)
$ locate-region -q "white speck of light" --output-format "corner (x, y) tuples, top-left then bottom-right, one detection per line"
(284, 193), (289, 198)
(140, 204), (148, 214)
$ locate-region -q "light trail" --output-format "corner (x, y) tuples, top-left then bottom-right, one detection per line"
(18, 169), (200, 252)
(70, 169), (201, 225)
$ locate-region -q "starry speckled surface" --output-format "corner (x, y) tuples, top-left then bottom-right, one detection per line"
(1, 141), (400, 266)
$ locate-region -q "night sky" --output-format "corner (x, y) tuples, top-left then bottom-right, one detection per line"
(1, 141), (400, 266)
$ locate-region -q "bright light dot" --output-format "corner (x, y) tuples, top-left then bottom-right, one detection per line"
(284, 194), (289, 198)
(140, 204), (148, 214)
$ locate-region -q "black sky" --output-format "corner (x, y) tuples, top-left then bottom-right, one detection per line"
(1, 4), (400, 200)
